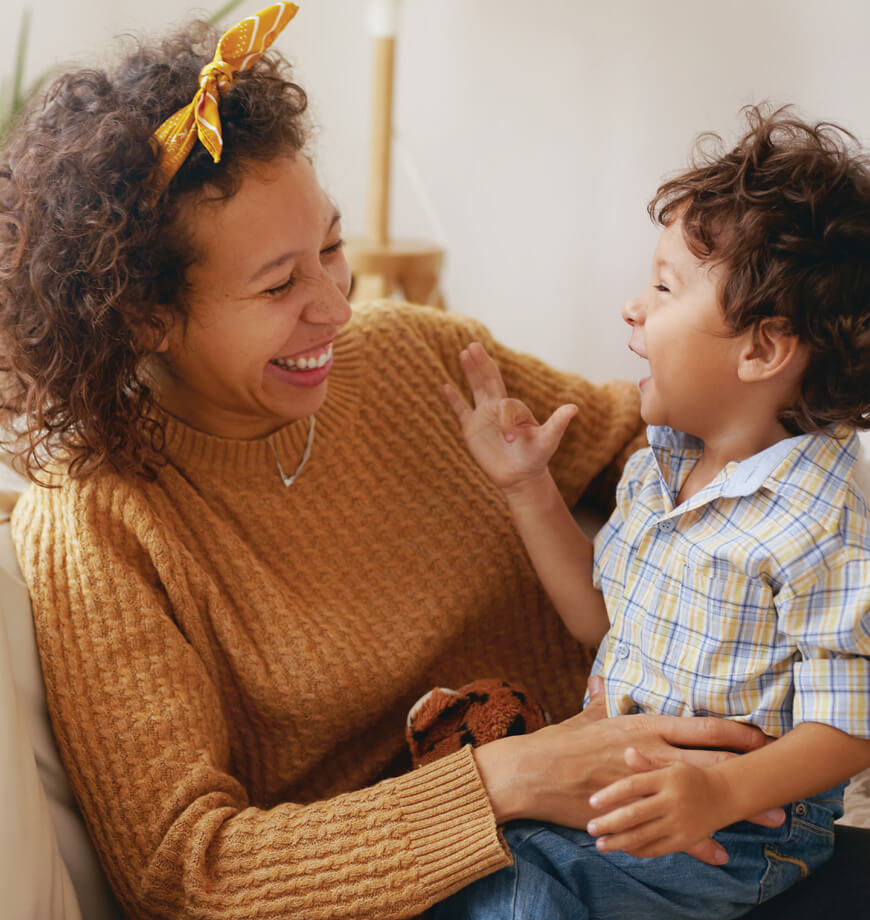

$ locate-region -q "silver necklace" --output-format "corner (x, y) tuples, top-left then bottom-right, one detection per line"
(268, 415), (315, 487)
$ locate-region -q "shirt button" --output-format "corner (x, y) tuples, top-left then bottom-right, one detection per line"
(658, 519), (676, 532)
(615, 642), (630, 660)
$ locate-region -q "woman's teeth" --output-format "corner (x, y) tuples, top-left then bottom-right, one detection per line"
(272, 344), (332, 371)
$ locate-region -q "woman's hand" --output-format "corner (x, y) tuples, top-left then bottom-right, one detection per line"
(444, 342), (577, 491)
(472, 676), (785, 867)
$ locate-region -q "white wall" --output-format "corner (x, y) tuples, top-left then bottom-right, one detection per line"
(4, 0), (869, 382)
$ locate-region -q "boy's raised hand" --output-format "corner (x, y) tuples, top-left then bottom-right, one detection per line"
(444, 342), (578, 491)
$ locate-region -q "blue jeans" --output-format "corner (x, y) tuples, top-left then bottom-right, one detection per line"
(431, 788), (843, 919)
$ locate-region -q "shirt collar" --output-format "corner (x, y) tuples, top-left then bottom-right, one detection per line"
(647, 424), (862, 520)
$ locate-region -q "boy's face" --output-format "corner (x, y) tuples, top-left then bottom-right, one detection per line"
(622, 217), (750, 439)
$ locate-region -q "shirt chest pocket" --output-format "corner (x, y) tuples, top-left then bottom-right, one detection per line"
(675, 563), (779, 689)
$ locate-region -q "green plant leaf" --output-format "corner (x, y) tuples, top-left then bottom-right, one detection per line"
(11, 9), (31, 113)
(207, 0), (248, 26)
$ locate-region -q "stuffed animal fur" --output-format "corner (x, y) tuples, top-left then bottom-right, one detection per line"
(406, 678), (549, 768)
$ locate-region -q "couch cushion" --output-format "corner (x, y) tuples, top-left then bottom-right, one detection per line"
(0, 459), (120, 920)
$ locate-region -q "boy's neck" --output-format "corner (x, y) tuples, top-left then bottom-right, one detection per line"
(676, 417), (795, 505)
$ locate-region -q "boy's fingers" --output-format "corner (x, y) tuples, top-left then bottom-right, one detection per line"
(442, 383), (472, 424)
(463, 342), (507, 400)
(593, 817), (663, 854)
(589, 770), (656, 812)
(498, 398), (538, 442)
(587, 795), (658, 837)
(539, 403), (578, 444)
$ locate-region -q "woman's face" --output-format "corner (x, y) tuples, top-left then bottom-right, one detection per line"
(153, 155), (352, 439)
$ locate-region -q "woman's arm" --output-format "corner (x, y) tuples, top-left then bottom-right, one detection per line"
(13, 482), (511, 920)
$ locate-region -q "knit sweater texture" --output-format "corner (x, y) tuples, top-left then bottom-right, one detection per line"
(12, 303), (642, 920)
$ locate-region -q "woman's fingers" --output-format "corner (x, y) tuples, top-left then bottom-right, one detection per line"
(685, 838), (730, 866)
(745, 808), (786, 828)
(645, 712), (769, 756)
(623, 745), (655, 773)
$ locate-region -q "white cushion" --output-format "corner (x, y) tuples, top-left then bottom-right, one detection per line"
(0, 459), (119, 920)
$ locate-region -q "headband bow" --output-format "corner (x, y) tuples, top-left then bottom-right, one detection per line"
(151, 2), (299, 190)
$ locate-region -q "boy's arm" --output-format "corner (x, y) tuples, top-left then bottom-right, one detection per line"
(503, 472), (609, 645)
(443, 341), (609, 646)
(587, 722), (870, 860)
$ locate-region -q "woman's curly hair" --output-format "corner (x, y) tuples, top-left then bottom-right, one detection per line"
(0, 20), (309, 481)
(650, 104), (870, 435)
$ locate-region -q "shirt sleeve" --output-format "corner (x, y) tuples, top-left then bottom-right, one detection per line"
(13, 482), (509, 920)
(777, 551), (870, 739)
(400, 304), (644, 512)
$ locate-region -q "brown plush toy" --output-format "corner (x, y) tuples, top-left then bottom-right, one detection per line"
(406, 678), (549, 768)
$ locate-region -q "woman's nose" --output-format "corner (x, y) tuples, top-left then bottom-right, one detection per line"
(302, 271), (353, 326)
(307, 290), (352, 326)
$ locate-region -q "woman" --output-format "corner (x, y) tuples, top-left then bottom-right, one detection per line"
(0, 6), (775, 918)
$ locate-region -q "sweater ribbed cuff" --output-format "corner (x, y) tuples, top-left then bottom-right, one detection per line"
(392, 746), (511, 904)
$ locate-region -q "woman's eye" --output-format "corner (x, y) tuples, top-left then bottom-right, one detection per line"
(321, 238), (345, 257)
(263, 276), (296, 297)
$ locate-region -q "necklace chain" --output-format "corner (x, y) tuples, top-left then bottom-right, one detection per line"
(268, 415), (315, 487)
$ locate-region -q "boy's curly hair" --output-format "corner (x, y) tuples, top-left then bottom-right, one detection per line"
(650, 104), (870, 434)
(0, 21), (309, 481)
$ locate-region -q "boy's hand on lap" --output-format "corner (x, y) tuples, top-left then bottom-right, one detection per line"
(587, 754), (738, 863)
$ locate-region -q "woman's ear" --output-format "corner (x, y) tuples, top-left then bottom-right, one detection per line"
(130, 311), (173, 354)
(737, 318), (808, 384)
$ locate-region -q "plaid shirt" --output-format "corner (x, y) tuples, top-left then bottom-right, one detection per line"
(592, 426), (870, 739)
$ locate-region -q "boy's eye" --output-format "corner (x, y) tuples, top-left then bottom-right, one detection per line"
(653, 283), (670, 293)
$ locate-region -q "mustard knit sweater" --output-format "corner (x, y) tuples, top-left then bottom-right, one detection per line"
(12, 303), (642, 920)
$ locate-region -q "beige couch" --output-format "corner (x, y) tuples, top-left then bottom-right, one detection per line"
(1, 443), (868, 919)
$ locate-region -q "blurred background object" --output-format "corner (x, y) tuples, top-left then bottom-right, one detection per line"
(3, 0), (868, 382)
(344, 0), (447, 308)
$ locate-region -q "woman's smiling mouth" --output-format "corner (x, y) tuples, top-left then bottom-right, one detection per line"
(270, 342), (333, 372)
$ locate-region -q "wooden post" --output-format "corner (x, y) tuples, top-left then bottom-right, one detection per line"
(347, 1), (447, 309)
(367, 35), (395, 245)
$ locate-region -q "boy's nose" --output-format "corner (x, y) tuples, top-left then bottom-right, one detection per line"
(622, 296), (643, 325)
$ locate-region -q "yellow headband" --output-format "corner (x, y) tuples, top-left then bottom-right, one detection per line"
(150, 2), (299, 190)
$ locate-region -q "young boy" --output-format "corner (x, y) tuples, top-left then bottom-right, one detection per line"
(432, 106), (870, 917)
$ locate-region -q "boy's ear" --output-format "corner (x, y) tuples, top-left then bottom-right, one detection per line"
(737, 318), (807, 383)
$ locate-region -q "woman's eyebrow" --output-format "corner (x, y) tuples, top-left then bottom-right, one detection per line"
(247, 210), (342, 285)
